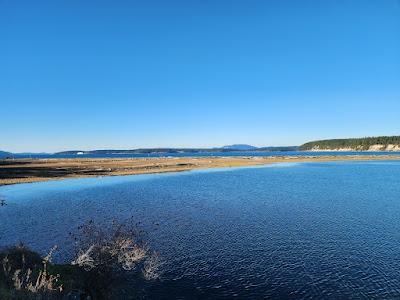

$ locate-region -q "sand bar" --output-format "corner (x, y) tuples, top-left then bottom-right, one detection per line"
(1, 155), (400, 186)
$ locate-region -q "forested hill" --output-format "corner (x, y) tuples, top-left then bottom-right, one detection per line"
(300, 136), (400, 151)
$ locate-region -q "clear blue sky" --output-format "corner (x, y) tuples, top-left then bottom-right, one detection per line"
(1, 0), (399, 152)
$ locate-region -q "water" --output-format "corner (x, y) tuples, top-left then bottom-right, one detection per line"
(1, 161), (400, 299)
(9, 150), (400, 159)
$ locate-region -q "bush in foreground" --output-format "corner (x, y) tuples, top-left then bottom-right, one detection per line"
(0, 221), (162, 299)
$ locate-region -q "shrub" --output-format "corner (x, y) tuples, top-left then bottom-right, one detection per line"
(0, 220), (162, 299)
(70, 220), (162, 298)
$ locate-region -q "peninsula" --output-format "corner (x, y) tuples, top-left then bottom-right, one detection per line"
(300, 136), (400, 151)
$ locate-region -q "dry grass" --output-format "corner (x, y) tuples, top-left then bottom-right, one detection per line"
(1, 244), (62, 298)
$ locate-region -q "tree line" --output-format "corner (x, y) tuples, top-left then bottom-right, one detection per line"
(300, 136), (400, 150)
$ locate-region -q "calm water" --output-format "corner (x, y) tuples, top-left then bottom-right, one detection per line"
(1, 161), (400, 299)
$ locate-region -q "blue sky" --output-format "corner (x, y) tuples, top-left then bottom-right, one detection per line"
(1, 0), (399, 152)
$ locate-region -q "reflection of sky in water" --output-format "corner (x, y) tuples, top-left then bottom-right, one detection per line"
(0, 162), (301, 201)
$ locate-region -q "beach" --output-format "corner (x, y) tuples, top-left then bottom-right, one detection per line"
(1, 155), (400, 186)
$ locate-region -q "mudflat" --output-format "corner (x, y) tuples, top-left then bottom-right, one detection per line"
(1, 155), (400, 186)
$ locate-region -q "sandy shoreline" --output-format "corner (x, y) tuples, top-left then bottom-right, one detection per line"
(1, 155), (400, 186)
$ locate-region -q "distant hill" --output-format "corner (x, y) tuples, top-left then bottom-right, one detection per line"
(221, 144), (258, 151)
(55, 145), (299, 155)
(300, 136), (400, 151)
(258, 146), (298, 152)
(0, 151), (12, 158)
(56, 148), (219, 155)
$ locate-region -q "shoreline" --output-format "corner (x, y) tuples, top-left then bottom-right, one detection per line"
(1, 155), (400, 186)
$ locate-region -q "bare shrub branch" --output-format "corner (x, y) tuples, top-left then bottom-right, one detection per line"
(69, 219), (163, 298)
(7, 245), (62, 294)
